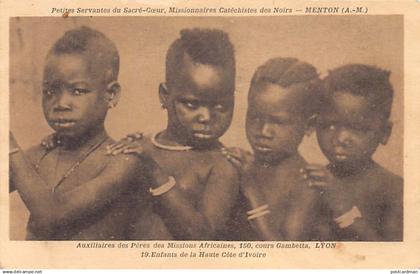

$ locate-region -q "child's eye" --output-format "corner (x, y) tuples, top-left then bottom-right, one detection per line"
(43, 87), (56, 97)
(328, 124), (336, 131)
(72, 88), (90, 96)
(183, 101), (199, 110)
(214, 104), (226, 112)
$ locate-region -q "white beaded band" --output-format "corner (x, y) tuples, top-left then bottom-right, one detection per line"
(246, 204), (270, 220)
(149, 176), (176, 196)
(334, 206), (362, 229)
(248, 209), (270, 220)
(246, 204), (269, 216)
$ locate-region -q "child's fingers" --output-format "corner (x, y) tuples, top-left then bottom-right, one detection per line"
(222, 152), (243, 166)
(223, 147), (243, 159)
(307, 181), (329, 188)
(126, 132), (143, 140)
(227, 157), (243, 169)
(302, 164), (325, 171)
(111, 145), (132, 155)
(107, 142), (131, 155)
(122, 147), (145, 155)
(305, 170), (327, 180)
(107, 139), (134, 151)
(106, 142), (122, 151)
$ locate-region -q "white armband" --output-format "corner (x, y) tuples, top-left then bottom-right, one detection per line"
(247, 204), (270, 220)
(149, 176), (176, 196)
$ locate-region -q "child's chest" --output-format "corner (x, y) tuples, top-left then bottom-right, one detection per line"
(35, 147), (108, 192)
(341, 175), (386, 219)
(256, 166), (303, 210)
(151, 150), (215, 198)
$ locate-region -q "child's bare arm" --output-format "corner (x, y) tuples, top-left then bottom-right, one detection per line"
(9, 134), (144, 237)
(223, 147), (280, 240)
(283, 185), (319, 240)
(108, 137), (241, 239)
(240, 175), (280, 240)
(153, 160), (239, 240)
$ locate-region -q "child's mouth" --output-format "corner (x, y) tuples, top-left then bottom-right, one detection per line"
(192, 131), (214, 139)
(51, 119), (77, 129)
(333, 152), (349, 161)
(253, 144), (273, 153)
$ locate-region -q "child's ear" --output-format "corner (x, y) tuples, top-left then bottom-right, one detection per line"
(105, 81), (121, 108)
(159, 82), (169, 109)
(380, 121), (393, 145)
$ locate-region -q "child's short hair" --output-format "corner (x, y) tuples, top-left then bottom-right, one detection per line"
(165, 28), (235, 87)
(250, 57), (322, 119)
(323, 64), (394, 120)
(49, 26), (119, 81)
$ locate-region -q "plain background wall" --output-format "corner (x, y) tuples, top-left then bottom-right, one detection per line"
(9, 16), (403, 239)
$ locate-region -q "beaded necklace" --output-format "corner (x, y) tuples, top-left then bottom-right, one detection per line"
(36, 135), (109, 192)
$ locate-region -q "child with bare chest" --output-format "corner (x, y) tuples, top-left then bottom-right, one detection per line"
(302, 64), (403, 241)
(107, 29), (239, 240)
(9, 26), (149, 240)
(224, 58), (323, 240)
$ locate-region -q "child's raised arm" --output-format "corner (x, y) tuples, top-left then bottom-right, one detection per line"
(222, 147), (280, 240)
(9, 133), (146, 238)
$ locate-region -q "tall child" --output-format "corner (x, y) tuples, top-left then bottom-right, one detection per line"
(107, 29), (239, 240)
(9, 26), (149, 240)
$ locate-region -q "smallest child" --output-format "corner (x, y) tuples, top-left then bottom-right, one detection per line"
(302, 64), (403, 241)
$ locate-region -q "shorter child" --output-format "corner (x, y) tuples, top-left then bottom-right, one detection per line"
(302, 64), (403, 241)
(225, 57), (323, 240)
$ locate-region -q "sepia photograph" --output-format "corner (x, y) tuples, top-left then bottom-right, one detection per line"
(8, 15), (403, 242)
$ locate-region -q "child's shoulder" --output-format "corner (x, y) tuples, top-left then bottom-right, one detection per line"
(374, 164), (403, 195)
(24, 143), (48, 165)
(194, 144), (241, 180)
(371, 163), (403, 185)
(363, 163), (403, 197)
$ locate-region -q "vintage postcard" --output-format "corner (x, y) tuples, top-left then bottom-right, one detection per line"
(1, 0), (419, 269)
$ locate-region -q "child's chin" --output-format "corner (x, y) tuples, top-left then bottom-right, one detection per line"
(54, 129), (83, 140)
(254, 151), (285, 164)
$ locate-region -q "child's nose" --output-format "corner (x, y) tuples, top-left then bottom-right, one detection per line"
(197, 107), (211, 123)
(54, 91), (72, 111)
(336, 128), (352, 145)
(258, 122), (273, 139)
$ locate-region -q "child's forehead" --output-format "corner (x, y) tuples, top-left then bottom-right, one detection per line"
(327, 91), (371, 114)
(322, 90), (384, 122)
(250, 83), (308, 108)
(176, 55), (234, 89)
(44, 53), (107, 82)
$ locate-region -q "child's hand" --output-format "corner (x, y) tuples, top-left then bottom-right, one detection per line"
(221, 147), (254, 174)
(106, 132), (168, 184)
(300, 164), (335, 188)
(301, 164), (353, 218)
(106, 132), (145, 156)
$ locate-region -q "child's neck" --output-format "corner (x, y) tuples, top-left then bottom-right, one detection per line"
(255, 152), (298, 168)
(328, 158), (375, 178)
(56, 125), (107, 151)
(160, 128), (219, 149)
